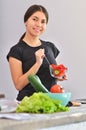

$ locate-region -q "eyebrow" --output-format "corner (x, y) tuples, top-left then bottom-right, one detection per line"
(33, 16), (46, 21)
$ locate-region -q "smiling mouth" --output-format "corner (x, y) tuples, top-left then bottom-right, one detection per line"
(33, 27), (42, 33)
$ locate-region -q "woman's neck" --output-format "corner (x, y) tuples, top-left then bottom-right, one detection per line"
(23, 33), (41, 47)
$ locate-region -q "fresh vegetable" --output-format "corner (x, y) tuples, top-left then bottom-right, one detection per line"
(54, 70), (59, 75)
(51, 64), (67, 77)
(28, 74), (49, 92)
(50, 84), (64, 93)
(16, 92), (69, 113)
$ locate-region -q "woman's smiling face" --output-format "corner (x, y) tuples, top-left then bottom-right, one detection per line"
(25, 11), (47, 37)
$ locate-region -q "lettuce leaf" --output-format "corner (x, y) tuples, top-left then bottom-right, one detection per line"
(16, 92), (69, 113)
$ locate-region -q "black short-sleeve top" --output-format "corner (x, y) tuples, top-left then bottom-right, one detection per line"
(7, 40), (60, 101)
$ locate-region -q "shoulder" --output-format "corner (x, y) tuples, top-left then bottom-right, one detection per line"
(41, 40), (58, 49)
(7, 41), (25, 61)
(9, 41), (28, 55)
(41, 40), (60, 57)
(10, 41), (25, 50)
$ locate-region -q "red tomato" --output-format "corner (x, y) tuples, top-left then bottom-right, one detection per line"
(50, 84), (64, 93)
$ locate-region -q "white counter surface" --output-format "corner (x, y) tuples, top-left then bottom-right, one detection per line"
(0, 104), (86, 130)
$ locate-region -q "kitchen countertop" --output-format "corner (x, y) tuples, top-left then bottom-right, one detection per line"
(0, 104), (86, 130)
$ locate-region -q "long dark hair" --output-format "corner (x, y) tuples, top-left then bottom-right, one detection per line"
(19, 4), (49, 42)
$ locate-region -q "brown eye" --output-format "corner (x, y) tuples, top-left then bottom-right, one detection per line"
(33, 18), (38, 21)
(41, 20), (46, 24)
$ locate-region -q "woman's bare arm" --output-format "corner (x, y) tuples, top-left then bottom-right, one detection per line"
(9, 49), (45, 91)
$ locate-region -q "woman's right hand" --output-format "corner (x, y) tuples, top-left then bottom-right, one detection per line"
(35, 49), (45, 65)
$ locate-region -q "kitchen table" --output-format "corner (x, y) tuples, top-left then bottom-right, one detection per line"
(0, 103), (86, 130)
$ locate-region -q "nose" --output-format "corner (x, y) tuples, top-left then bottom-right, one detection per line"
(36, 21), (42, 27)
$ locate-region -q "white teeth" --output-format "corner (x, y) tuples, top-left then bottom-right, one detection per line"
(34, 28), (41, 32)
(35, 29), (40, 32)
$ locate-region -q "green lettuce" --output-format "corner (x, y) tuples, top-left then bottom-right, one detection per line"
(16, 92), (69, 113)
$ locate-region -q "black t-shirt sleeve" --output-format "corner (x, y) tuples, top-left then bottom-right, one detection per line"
(7, 44), (23, 61)
(52, 43), (60, 58)
(47, 42), (60, 58)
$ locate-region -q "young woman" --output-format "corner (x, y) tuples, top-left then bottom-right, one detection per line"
(7, 4), (68, 101)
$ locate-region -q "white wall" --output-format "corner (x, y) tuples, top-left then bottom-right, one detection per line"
(0, 0), (86, 100)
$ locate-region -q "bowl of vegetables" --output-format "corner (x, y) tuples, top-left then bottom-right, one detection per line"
(28, 74), (71, 106)
(45, 92), (71, 106)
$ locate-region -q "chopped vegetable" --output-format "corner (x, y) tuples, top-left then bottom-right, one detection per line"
(51, 64), (67, 77)
(16, 92), (69, 113)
